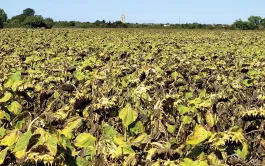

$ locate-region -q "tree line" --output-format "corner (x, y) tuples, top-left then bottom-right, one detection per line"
(233, 16), (265, 30)
(0, 8), (264, 30)
(0, 8), (53, 29)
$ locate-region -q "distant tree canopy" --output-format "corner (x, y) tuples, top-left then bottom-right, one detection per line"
(1, 7), (265, 30)
(5, 8), (53, 29)
(233, 19), (250, 30)
(10, 8), (36, 25)
(22, 15), (45, 28)
(0, 8), (7, 28)
(44, 18), (54, 29)
(10, 14), (27, 24)
(232, 16), (265, 30)
(23, 8), (35, 17)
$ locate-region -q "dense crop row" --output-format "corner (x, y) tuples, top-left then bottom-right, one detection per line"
(1, 29), (265, 165)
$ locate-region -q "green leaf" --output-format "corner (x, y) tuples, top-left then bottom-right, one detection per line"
(7, 101), (22, 115)
(119, 104), (138, 128)
(198, 161), (208, 166)
(35, 84), (42, 92)
(129, 120), (145, 135)
(247, 69), (258, 76)
(171, 71), (179, 79)
(199, 99), (211, 108)
(182, 116), (193, 124)
(180, 158), (195, 166)
(9, 72), (21, 82)
(0, 147), (9, 165)
(4, 112), (10, 121)
(242, 79), (252, 87)
(166, 123), (176, 134)
(235, 142), (248, 159)
(76, 156), (89, 166)
(199, 89), (207, 98)
(53, 91), (59, 99)
(11, 81), (23, 92)
(0, 92), (13, 103)
(113, 136), (126, 146)
(178, 104), (190, 115)
(74, 70), (86, 81)
(186, 125), (211, 145)
(0, 130), (18, 146)
(61, 118), (82, 139)
(4, 72), (21, 88)
(15, 120), (24, 130)
(103, 124), (118, 139)
(115, 145), (135, 156)
(181, 158), (208, 166)
(0, 111), (4, 119)
(57, 134), (73, 151)
(46, 134), (57, 156)
(74, 133), (96, 148)
(0, 127), (6, 138)
(185, 92), (193, 99)
(13, 131), (33, 159)
(121, 79), (128, 88)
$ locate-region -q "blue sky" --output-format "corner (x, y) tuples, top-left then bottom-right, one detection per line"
(1, 0), (265, 24)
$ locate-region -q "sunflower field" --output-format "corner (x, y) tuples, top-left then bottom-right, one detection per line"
(1, 29), (265, 166)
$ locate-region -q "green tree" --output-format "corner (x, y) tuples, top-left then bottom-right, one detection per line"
(260, 18), (265, 29)
(10, 14), (27, 24)
(233, 19), (250, 30)
(248, 16), (262, 29)
(22, 15), (45, 28)
(0, 8), (8, 28)
(23, 8), (35, 16)
(44, 18), (54, 29)
(69, 21), (76, 27)
(94, 20), (101, 26)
